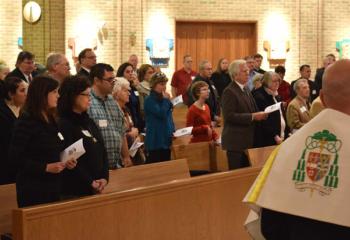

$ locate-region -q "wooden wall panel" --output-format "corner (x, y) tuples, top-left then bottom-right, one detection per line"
(176, 21), (257, 71)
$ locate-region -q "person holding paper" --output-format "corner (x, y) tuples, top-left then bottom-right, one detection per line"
(286, 79), (311, 133)
(246, 60), (350, 240)
(221, 60), (268, 170)
(9, 76), (77, 207)
(113, 77), (145, 165)
(186, 81), (219, 143)
(58, 76), (109, 196)
(252, 71), (288, 147)
(144, 72), (175, 163)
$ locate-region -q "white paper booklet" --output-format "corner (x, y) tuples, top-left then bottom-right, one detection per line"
(171, 95), (183, 106)
(129, 139), (144, 157)
(264, 102), (281, 113)
(173, 126), (193, 137)
(61, 138), (86, 163)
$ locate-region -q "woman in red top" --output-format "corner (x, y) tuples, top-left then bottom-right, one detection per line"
(186, 81), (219, 143)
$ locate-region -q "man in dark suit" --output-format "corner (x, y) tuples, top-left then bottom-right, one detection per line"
(221, 59), (268, 170)
(314, 53), (336, 92)
(76, 48), (96, 78)
(290, 64), (318, 102)
(6, 51), (36, 83)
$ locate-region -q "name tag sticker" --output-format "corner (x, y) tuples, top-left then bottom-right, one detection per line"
(58, 132), (64, 141)
(99, 120), (108, 128)
(82, 130), (92, 137)
(191, 76), (195, 81)
(134, 91), (139, 96)
(300, 106), (307, 113)
(312, 90), (316, 95)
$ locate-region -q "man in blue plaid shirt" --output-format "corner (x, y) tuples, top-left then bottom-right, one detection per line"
(88, 63), (132, 169)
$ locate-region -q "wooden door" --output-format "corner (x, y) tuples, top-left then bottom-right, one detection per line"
(176, 21), (257, 72)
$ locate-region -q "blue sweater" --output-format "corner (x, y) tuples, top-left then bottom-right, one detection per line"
(144, 91), (175, 151)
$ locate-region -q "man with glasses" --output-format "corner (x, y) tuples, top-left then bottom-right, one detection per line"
(46, 53), (71, 84)
(6, 51), (37, 83)
(77, 48), (97, 78)
(171, 54), (197, 103)
(88, 63), (132, 169)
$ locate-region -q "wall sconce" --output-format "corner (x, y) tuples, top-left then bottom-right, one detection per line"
(263, 40), (290, 67)
(129, 32), (136, 47)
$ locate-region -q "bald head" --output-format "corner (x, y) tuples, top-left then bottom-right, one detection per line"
(321, 59), (350, 115)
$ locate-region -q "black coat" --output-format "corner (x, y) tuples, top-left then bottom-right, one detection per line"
(9, 113), (65, 207)
(0, 100), (17, 185)
(6, 68), (37, 83)
(261, 208), (350, 240)
(58, 111), (109, 197)
(253, 87), (286, 147)
(211, 71), (231, 98)
(76, 68), (90, 79)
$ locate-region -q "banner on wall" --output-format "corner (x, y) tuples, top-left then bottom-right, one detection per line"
(336, 39), (350, 59)
(146, 37), (173, 67)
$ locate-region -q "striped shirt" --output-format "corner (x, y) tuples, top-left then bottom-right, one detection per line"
(88, 89), (125, 169)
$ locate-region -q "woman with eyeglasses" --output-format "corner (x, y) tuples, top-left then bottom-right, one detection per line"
(0, 77), (27, 185)
(117, 62), (144, 132)
(9, 76), (77, 207)
(186, 81), (219, 144)
(252, 71), (288, 147)
(58, 76), (109, 197)
(144, 72), (175, 163)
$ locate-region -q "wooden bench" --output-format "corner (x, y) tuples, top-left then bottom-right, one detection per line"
(0, 183), (17, 235)
(104, 158), (190, 193)
(246, 145), (277, 167)
(12, 167), (261, 240)
(172, 104), (188, 129)
(1, 159), (190, 236)
(172, 142), (213, 171)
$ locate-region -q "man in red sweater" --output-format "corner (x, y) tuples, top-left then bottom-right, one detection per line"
(171, 54), (197, 103)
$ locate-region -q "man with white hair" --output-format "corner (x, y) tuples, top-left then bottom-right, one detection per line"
(244, 59), (350, 239)
(221, 59), (268, 170)
(128, 54), (139, 73)
(46, 53), (70, 83)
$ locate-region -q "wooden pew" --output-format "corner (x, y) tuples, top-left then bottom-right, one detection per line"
(172, 105), (188, 129)
(246, 145), (277, 167)
(104, 158), (190, 193)
(12, 167), (261, 240)
(211, 145), (228, 172)
(0, 184), (17, 235)
(1, 159), (190, 236)
(172, 142), (213, 171)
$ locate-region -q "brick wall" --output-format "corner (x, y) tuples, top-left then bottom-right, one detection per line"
(0, 0), (22, 68)
(1, 0), (348, 81)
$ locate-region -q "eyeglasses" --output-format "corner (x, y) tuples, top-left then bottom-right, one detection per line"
(102, 77), (116, 83)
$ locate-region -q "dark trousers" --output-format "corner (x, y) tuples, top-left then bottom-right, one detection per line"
(146, 149), (171, 164)
(226, 150), (250, 170)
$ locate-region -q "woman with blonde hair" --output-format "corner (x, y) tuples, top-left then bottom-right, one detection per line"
(252, 71), (287, 147)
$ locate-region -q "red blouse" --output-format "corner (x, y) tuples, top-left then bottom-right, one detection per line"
(186, 104), (218, 143)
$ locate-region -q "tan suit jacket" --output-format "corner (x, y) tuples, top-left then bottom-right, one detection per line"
(286, 96), (311, 131)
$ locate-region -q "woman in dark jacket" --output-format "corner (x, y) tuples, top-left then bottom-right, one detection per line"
(58, 76), (109, 197)
(117, 62), (144, 132)
(0, 77), (27, 185)
(253, 71), (288, 147)
(211, 58), (231, 98)
(9, 76), (77, 207)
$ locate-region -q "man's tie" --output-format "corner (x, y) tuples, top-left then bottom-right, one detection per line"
(28, 74), (32, 83)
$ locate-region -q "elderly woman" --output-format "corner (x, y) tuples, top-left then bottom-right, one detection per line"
(144, 72), (175, 163)
(137, 64), (154, 117)
(253, 71), (287, 146)
(0, 77), (27, 184)
(286, 78), (311, 133)
(186, 81), (219, 143)
(113, 77), (145, 165)
(58, 76), (109, 197)
(117, 62), (144, 132)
